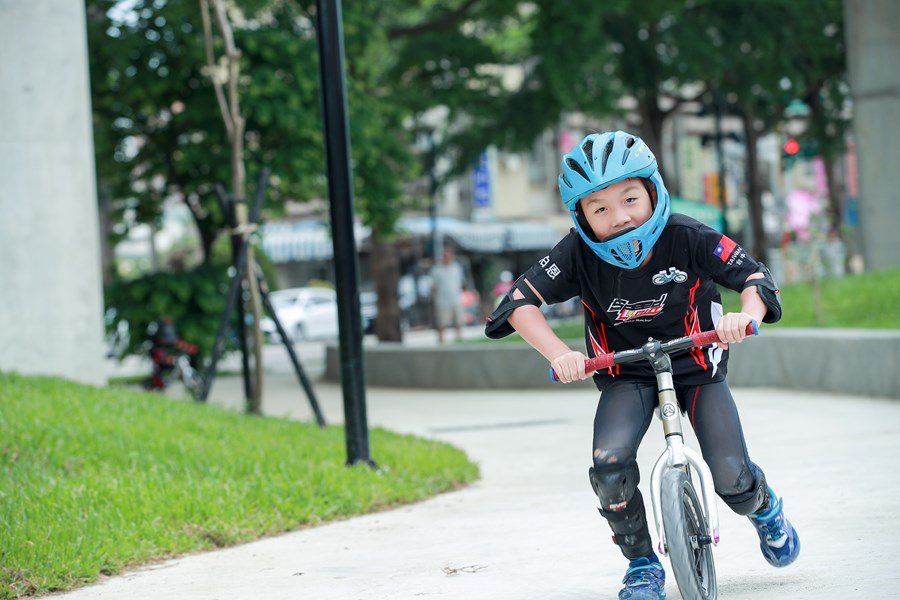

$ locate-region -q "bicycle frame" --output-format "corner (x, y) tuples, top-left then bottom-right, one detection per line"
(647, 360), (720, 557)
(550, 323), (757, 600)
(550, 323), (757, 557)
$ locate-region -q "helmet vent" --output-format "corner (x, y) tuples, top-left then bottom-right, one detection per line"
(582, 139), (595, 171)
(600, 139), (615, 175)
(566, 158), (589, 181)
(622, 136), (636, 164)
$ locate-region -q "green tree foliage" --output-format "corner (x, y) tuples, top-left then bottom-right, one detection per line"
(89, 0), (847, 341)
(87, 1), (330, 264)
(683, 0), (846, 259)
(590, 0), (703, 185)
(382, 0), (624, 168)
(88, 0), (418, 341)
(523, 0), (845, 262)
(88, 1), (221, 258)
(89, 0), (849, 245)
(87, 0), (427, 253)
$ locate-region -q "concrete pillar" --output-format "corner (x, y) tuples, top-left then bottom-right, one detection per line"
(0, 0), (105, 385)
(844, 0), (900, 270)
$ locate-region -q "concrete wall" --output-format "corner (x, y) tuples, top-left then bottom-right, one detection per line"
(326, 329), (900, 399)
(844, 0), (900, 270)
(0, 0), (106, 385)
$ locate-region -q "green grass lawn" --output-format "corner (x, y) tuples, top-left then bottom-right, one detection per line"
(720, 267), (900, 329)
(0, 373), (479, 598)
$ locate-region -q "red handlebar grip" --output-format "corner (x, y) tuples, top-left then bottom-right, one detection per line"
(691, 322), (758, 347)
(691, 329), (723, 346)
(585, 354), (615, 373)
(549, 353), (615, 382)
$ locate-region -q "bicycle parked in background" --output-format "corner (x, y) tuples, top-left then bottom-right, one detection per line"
(142, 316), (201, 400)
(143, 351), (201, 399)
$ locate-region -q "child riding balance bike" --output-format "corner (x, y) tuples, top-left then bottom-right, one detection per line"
(486, 131), (799, 599)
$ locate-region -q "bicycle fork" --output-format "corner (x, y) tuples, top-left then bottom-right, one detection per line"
(647, 369), (720, 557)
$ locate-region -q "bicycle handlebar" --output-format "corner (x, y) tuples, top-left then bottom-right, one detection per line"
(550, 321), (758, 382)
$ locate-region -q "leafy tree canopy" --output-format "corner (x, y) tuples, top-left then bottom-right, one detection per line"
(88, 0), (847, 263)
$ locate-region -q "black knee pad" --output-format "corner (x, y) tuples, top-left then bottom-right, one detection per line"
(588, 460), (641, 512)
(597, 487), (653, 559)
(589, 461), (652, 558)
(720, 468), (768, 516)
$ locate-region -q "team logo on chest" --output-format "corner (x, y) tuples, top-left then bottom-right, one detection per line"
(652, 267), (688, 285)
(607, 293), (668, 322)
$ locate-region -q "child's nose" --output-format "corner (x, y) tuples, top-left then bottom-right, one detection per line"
(611, 208), (631, 227)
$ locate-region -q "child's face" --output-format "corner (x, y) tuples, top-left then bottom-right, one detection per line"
(579, 178), (653, 242)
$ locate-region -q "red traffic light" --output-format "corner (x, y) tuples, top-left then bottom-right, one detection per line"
(783, 138), (800, 155)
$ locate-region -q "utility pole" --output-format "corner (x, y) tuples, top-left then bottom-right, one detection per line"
(316, 0), (374, 466)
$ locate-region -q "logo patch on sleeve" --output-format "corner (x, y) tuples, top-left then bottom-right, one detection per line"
(713, 235), (738, 263)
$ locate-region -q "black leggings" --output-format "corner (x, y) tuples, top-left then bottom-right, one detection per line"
(592, 378), (763, 508)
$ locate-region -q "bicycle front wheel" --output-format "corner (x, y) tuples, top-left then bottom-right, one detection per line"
(661, 467), (717, 600)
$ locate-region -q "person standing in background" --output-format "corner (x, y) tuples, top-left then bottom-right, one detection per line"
(430, 245), (465, 343)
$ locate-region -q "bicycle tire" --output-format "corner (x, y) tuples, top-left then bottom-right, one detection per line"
(661, 467), (717, 600)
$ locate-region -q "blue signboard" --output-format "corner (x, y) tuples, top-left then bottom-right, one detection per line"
(473, 151), (491, 208)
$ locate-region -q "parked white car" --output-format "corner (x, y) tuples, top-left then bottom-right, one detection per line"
(260, 287), (339, 342)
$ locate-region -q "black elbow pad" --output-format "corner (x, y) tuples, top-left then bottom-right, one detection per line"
(484, 276), (542, 339)
(485, 295), (525, 339)
(741, 263), (782, 324)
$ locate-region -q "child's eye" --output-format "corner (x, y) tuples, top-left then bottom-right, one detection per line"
(624, 197), (637, 204)
(594, 206), (606, 214)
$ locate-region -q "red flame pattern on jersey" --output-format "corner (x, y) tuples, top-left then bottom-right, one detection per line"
(684, 278), (708, 371)
(583, 299), (618, 376)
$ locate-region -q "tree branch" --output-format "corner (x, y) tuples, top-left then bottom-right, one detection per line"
(387, 0), (480, 40)
(209, 0), (242, 141)
(207, 0), (245, 199)
(199, 0), (234, 139)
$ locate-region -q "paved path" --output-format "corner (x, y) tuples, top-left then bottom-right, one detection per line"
(75, 358), (900, 599)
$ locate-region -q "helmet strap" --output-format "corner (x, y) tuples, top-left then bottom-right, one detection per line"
(573, 205), (601, 243)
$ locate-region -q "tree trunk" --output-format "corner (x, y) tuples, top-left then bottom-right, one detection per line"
(370, 229), (403, 342)
(638, 100), (670, 187)
(739, 111), (768, 263)
(203, 0), (263, 413)
(199, 226), (215, 263)
(805, 82), (844, 240)
(822, 151), (843, 236)
(229, 82), (264, 415)
(97, 188), (115, 286)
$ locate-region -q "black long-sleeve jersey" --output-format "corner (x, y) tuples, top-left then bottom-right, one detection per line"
(522, 214), (760, 389)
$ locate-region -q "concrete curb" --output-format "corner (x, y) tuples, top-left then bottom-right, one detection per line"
(325, 329), (900, 399)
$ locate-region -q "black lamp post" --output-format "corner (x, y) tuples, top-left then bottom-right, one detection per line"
(315, 0), (373, 467)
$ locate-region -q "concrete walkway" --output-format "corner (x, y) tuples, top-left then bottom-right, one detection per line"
(73, 349), (900, 599)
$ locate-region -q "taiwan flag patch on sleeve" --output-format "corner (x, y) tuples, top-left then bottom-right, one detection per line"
(713, 235), (738, 262)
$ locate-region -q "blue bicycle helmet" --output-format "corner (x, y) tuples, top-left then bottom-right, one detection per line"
(558, 131), (670, 269)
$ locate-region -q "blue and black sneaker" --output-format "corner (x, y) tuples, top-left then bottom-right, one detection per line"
(619, 556), (666, 600)
(749, 487), (800, 567)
